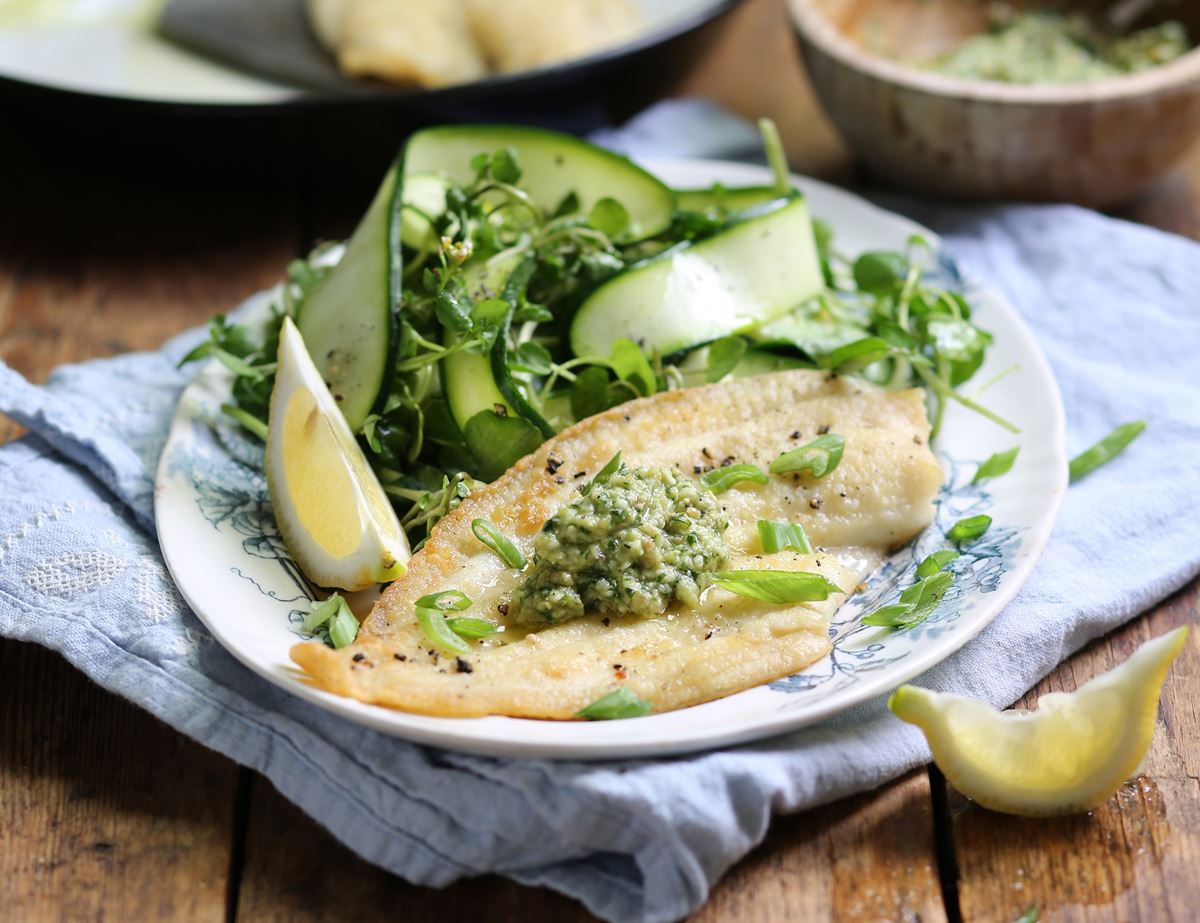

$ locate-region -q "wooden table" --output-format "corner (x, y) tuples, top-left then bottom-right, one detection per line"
(2, 1), (1197, 919)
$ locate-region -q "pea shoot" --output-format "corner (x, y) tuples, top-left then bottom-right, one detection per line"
(705, 336), (748, 382)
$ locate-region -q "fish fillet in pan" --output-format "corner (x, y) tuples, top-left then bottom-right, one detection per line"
(291, 371), (943, 718)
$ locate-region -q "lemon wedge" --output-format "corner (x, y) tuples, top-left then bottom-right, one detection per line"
(890, 626), (1188, 816)
(265, 316), (409, 591)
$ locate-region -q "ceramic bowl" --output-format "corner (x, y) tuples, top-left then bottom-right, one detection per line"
(788, 0), (1200, 206)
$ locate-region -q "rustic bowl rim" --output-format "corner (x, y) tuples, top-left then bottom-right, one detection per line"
(788, 0), (1200, 104)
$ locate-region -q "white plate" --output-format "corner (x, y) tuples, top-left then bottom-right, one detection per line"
(0, 0), (727, 106)
(155, 158), (1067, 759)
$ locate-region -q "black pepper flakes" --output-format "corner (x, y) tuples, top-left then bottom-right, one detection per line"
(573, 471), (587, 479)
(701, 447), (712, 459)
(720, 456), (735, 468)
(790, 430), (802, 440)
(393, 653), (407, 662)
(704, 627), (714, 640)
(554, 476), (565, 484)
(612, 663), (623, 671)
(497, 602), (509, 616)
(809, 497), (822, 510)
(623, 414), (631, 422)
(913, 435), (924, 445)
(455, 657), (473, 674)
(546, 455), (563, 475)
(601, 617), (610, 627)
(352, 652), (366, 662)
(817, 424), (831, 435)
(693, 465), (703, 475)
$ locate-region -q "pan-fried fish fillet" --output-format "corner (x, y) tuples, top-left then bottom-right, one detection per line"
(463, 0), (644, 74)
(308, 0), (642, 88)
(308, 0), (486, 88)
(291, 371), (943, 719)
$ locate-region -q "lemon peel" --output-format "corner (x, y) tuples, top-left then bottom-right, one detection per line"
(890, 626), (1188, 816)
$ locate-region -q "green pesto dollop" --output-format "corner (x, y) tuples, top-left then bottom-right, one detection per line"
(925, 12), (1190, 85)
(509, 464), (729, 626)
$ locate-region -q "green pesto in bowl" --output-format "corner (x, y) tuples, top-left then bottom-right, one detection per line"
(924, 10), (1189, 84)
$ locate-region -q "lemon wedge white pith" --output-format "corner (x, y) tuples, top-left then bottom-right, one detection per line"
(890, 626), (1188, 817)
(265, 316), (409, 591)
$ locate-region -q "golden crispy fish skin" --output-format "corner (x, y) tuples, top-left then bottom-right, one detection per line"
(290, 371), (943, 718)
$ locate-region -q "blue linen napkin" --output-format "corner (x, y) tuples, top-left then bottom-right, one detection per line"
(2, 101), (1198, 923)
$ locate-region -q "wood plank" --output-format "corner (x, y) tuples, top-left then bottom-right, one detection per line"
(235, 768), (944, 923)
(948, 591), (1200, 923)
(0, 639), (237, 922)
(235, 775), (592, 923)
(694, 770), (946, 923)
(0, 141), (302, 920)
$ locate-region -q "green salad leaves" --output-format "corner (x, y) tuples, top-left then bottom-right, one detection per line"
(182, 120), (1011, 563)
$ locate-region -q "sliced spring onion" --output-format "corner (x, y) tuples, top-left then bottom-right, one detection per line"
(757, 519), (813, 554)
(946, 515), (992, 546)
(576, 687), (653, 720)
(417, 606), (472, 656)
(770, 433), (845, 479)
(471, 518), (526, 569)
(302, 593), (343, 633)
(1068, 421), (1146, 483)
(700, 464), (769, 494)
(861, 603), (921, 628)
(328, 599), (360, 648)
(916, 549), (959, 578)
(581, 452), (622, 496)
(898, 570), (954, 617)
(415, 590), (472, 612)
(446, 617), (498, 640)
(862, 570), (954, 630)
(972, 446), (1019, 484)
(707, 569), (842, 603)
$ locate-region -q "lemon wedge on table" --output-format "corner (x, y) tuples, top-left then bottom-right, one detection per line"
(265, 317), (409, 591)
(890, 626), (1189, 817)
